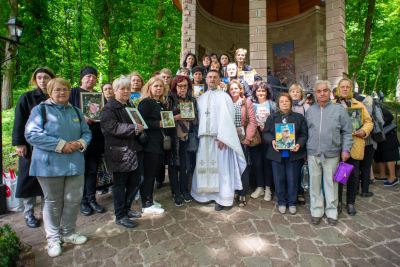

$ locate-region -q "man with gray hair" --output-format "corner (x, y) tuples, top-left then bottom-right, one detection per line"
(305, 80), (354, 226)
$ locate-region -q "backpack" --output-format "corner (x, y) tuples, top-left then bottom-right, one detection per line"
(41, 104), (82, 129)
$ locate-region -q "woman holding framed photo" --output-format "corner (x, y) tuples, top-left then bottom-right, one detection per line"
(262, 93), (308, 215)
(164, 76), (198, 206)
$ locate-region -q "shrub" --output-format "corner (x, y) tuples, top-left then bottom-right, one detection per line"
(0, 224), (22, 267)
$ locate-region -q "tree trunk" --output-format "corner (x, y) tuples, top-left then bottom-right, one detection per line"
(153, 0), (163, 66)
(107, 45), (114, 81)
(65, 9), (75, 84)
(372, 64), (381, 94)
(1, 0), (18, 110)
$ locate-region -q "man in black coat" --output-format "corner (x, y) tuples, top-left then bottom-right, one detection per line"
(69, 66), (104, 216)
(266, 66), (281, 101)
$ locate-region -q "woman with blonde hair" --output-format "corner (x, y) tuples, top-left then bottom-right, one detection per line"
(137, 77), (169, 214)
(129, 71), (145, 93)
(12, 66), (56, 228)
(235, 48), (262, 81)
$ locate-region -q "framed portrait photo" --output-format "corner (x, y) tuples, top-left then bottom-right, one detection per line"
(275, 123), (296, 150)
(236, 126), (246, 141)
(161, 111), (175, 128)
(130, 92), (141, 107)
(254, 103), (271, 126)
(80, 92), (105, 122)
(179, 102), (195, 119)
(126, 107), (148, 129)
(242, 71), (255, 86)
(193, 84), (204, 98)
(346, 107), (363, 132)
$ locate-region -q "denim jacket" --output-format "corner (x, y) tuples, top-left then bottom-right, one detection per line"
(25, 99), (92, 177)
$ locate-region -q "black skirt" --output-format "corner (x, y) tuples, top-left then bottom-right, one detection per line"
(374, 147), (400, 163)
(15, 146), (43, 198)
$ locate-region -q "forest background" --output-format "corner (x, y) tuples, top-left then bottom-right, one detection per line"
(0, 0), (399, 169)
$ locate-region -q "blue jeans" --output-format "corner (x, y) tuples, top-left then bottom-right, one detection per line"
(271, 158), (302, 207)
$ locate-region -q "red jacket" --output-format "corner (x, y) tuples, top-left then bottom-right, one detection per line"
(239, 97), (258, 142)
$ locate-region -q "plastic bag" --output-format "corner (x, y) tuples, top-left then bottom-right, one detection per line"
(2, 169), (24, 212)
(96, 157), (113, 190)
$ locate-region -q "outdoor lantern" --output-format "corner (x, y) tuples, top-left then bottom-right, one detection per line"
(5, 17), (24, 43)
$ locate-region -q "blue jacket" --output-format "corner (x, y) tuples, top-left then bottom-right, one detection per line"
(25, 99), (92, 177)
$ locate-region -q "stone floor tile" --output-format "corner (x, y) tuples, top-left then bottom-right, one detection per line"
(151, 213), (173, 229)
(185, 242), (216, 265)
(91, 244), (117, 261)
(106, 231), (130, 248)
(253, 219), (273, 233)
(347, 258), (374, 267)
(340, 219), (367, 232)
(259, 245), (285, 259)
(228, 210), (261, 223)
(318, 246), (342, 259)
(343, 230), (373, 248)
(360, 228), (385, 242)
(334, 259), (348, 267)
(297, 238), (319, 254)
(271, 223), (296, 239)
(141, 244), (167, 264)
(368, 257), (396, 267)
(259, 234), (277, 245)
(371, 244), (400, 266)
(234, 222), (258, 236)
(244, 234), (263, 252)
(315, 228), (351, 245)
(213, 249), (241, 267)
(291, 223), (317, 238)
(228, 239), (255, 257)
(252, 209), (273, 220)
(351, 215), (375, 227)
(164, 223), (186, 238)
(269, 259), (291, 267)
(386, 241), (400, 254)
(217, 222), (241, 240)
(180, 219), (201, 229)
(169, 209), (187, 221)
(270, 213), (290, 226)
(160, 238), (182, 251)
(374, 226), (400, 240)
(147, 228), (169, 245)
(104, 259), (117, 267)
(299, 254), (331, 267)
(149, 261), (167, 267)
(118, 247), (143, 266)
(179, 233), (200, 247)
(244, 256), (272, 267)
(336, 243), (366, 258)
(278, 238), (299, 265)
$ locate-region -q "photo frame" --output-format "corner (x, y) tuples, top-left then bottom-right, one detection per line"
(179, 102), (195, 119)
(221, 77), (230, 85)
(80, 92), (104, 122)
(193, 84), (204, 98)
(242, 71), (255, 86)
(236, 126), (246, 141)
(161, 111), (175, 128)
(275, 123), (296, 150)
(126, 107), (148, 129)
(346, 107), (363, 132)
(254, 103), (271, 126)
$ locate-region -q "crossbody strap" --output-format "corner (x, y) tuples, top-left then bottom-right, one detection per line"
(41, 104), (81, 130)
(244, 99), (249, 130)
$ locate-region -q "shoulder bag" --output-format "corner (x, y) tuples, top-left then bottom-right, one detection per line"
(370, 106), (386, 143)
(244, 99), (262, 147)
(186, 130), (199, 152)
(383, 123), (398, 135)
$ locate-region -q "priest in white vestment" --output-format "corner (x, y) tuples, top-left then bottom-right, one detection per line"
(191, 70), (247, 210)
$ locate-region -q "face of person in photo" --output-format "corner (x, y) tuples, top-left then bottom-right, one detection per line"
(278, 96), (291, 112)
(282, 129), (290, 138)
(229, 83), (241, 99)
(89, 102), (100, 114)
(236, 127), (243, 135)
(315, 83), (330, 105)
(339, 80), (352, 99)
(236, 51), (246, 63)
(51, 85), (71, 105)
(210, 63), (220, 71)
(115, 85), (130, 103)
(150, 81), (164, 100)
(352, 111), (357, 118)
(257, 105), (268, 120)
(289, 89), (301, 101)
(193, 71), (203, 84)
(36, 73), (52, 91)
(186, 55), (195, 69)
(176, 79), (189, 98)
(220, 55), (229, 66)
(184, 106), (190, 112)
(194, 85), (202, 93)
(256, 88), (267, 101)
(227, 64), (237, 78)
(131, 75), (142, 92)
(245, 73), (253, 85)
(160, 72), (172, 86)
(165, 114), (170, 119)
(180, 71), (189, 77)
(203, 57), (210, 67)
(211, 55), (218, 63)
(102, 84), (114, 99)
(81, 74), (97, 90)
(206, 72), (221, 90)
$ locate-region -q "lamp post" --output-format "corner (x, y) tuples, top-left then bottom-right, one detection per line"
(0, 17), (25, 216)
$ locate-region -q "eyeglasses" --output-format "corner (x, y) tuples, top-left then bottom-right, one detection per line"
(177, 84), (188, 88)
(53, 88), (71, 93)
(161, 76), (171, 79)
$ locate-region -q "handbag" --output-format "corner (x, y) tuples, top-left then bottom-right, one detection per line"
(370, 106), (386, 142)
(2, 169), (24, 212)
(161, 129), (172, 150)
(333, 162), (354, 185)
(186, 130), (199, 152)
(383, 123), (397, 135)
(243, 99), (262, 147)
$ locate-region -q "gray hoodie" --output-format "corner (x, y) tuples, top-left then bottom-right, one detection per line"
(305, 100), (353, 159)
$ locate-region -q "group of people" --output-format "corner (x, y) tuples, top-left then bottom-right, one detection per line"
(12, 48), (399, 258)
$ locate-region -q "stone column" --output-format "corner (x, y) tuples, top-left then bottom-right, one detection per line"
(249, 0), (267, 79)
(326, 0), (348, 87)
(180, 0), (196, 65)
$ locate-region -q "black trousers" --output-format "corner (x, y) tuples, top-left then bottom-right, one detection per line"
(169, 140), (190, 196)
(112, 152), (144, 220)
(271, 158), (301, 207)
(237, 145), (250, 197)
(338, 157), (360, 205)
(82, 151), (101, 204)
(360, 145), (375, 194)
(157, 164), (166, 184)
(249, 143), (273, 188)
(141, 152), (163, 208)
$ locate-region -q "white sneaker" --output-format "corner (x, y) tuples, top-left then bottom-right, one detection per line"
(142, 205), (164, 215)
(48, 241), (62, 257)
(251, 187), (264, 198)
(153, 201), (162, 208)
(61, 233), (87, 245)
(278, 206), (286, 214)
(289, 206), (297, 215)
(264, 188), (272, 201)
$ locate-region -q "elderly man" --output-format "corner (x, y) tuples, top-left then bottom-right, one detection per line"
(305, 80), (353, 226)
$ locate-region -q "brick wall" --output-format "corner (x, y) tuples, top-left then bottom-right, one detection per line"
(180, 0), (197, 66)
(249, 0), (267, 79)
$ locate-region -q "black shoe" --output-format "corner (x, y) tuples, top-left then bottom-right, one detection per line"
(311, 217), (321, 225)
(89, 202), (104, 213)
(215, 203), (224, 211)
(361, 192), (374, 198)
(337, 205), (342, 214)
(347, 206), (357, 216)
(327, 218), (337, 226)
(115, 216), (137, 228)
(181, 191), (193, 203)
(173, 195), (183, 207)
(80, 203), (93, 216)
(25, 214), (39, 228)
(126, 210), (142, 219)
(297, 195), (306, 206)
(155, 182), (162, 189)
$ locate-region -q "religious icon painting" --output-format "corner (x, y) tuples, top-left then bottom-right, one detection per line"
(161, 111), (175, 128)
(126, 107), (148, 129)
(236, 126), (246, 141)
(179, 102), (195, 119)
(254, 103), (270, 126)
(80, 92), (104, 122)
(193, 84), (204, 98)
(242, 71), (255, 86)
(346, 107), (363, 133)
(275, 123), (296, 150)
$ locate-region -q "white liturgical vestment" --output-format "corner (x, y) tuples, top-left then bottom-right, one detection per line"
(191, 89), (246, 206)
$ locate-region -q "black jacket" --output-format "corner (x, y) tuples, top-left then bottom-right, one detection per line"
(101, 98), (141, 173)
(242, 63), (262, 82)
(262, 111), (308, 162)
(164, 93), (198, 170)
(12, 87), (46, 198)
(376, 107), (400, 152)
(138, 97), (167, 155)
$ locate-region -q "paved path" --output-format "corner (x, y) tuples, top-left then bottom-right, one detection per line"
(1, 181), (400, 267)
